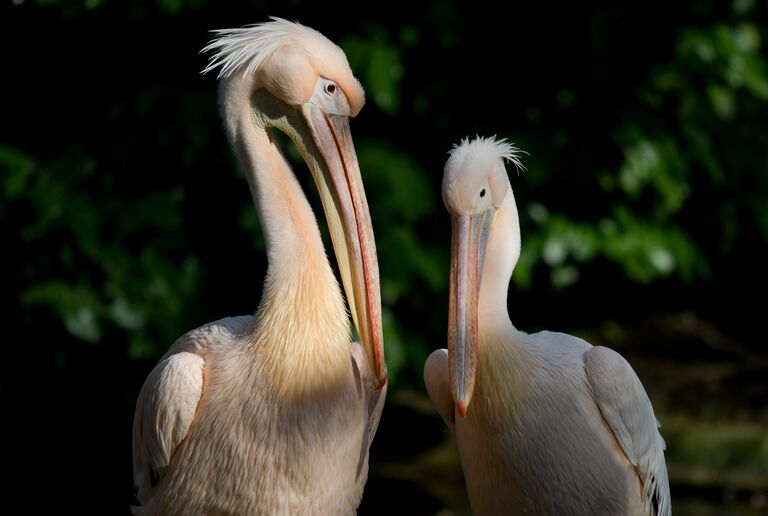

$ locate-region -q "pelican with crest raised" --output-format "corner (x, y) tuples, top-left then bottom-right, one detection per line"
(425, 136), (670, 516)
(132, 18), (386, 514)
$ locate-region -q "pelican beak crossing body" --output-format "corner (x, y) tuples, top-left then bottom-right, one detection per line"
(203, 22), (386, 387)
(133, 20), (389, 514)
(249, 87), (386, 388)
(299, 94), (386, 387)
(448, 207), (496, 415)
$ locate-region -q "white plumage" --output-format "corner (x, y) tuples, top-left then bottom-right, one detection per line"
(132, 19), (386, 514)
(445, 135), (527, 175)
(425, 136), (670, 515)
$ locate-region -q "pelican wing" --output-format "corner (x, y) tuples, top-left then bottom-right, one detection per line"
(132, 316), (253, 506)
(132, 351), (205, 505)
(585, 346), (671, 516)
(424, 348), (454, 431)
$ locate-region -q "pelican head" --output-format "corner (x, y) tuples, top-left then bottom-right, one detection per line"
(442, 136), (525, 415)
(203, 18), (385, 388)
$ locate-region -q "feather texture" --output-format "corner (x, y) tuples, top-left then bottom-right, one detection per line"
(132, 19), (383, 514)
(201, 17), (365, 115)
(585, 346), (671, 516)
(447, 135), (527, 175)
(426, 137), (671, 515)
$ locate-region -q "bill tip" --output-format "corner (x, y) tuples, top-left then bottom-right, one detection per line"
(374, 373), (387, 390)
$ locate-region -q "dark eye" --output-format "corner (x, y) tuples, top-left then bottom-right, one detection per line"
(325, 83), (337, 95)
(480, 188), (486, 198)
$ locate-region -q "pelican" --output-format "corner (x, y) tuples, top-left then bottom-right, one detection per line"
(424, 136), (670, 515)
(132, 19), (387, 514)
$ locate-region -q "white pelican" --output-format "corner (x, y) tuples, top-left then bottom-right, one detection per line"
(424, 136), (670, 515)
(132, 18), (387, 514)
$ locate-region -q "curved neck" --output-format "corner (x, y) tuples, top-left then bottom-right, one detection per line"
(479, 186), (520, 335)
(220, 76), (349, 376)
(222, 76), (327, 269)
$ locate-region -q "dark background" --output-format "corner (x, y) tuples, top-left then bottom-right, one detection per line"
(2, 0), (766, 514)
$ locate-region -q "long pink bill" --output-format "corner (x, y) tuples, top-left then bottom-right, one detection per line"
(448, 209), (494, 416)
(303, 104), (386, 388)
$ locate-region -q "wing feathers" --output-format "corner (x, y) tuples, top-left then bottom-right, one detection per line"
(585, 346), (671, 516)
(133, 352), (205, 504)
(424, 349), (455, 431)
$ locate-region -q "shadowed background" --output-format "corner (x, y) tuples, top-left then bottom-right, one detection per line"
(1, 0), (766, 514)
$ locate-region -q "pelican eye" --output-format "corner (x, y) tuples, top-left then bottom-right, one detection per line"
(480, 188), (486, 198)
(325, 83), (337, 95)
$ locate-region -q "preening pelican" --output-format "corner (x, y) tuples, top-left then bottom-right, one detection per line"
(132, 18), (387, 514)
(424, 136), (670, 515)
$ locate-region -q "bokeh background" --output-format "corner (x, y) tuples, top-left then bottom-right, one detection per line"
(2, 0), (767, 514)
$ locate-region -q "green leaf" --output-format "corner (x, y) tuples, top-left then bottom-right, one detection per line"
(0, 145), (36, 201)
(22, 281), (103, 343)
(707, 83), (736, 118)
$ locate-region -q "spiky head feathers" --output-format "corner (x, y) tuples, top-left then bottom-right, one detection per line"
(443, 136), (526, 213)
(202, 17), (365, 116)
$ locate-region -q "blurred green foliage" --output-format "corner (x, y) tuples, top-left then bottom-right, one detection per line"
(2, 0), (766, 387)
(3, 0), (767, 513)
(518, 15), (768, 290)
(1, 145), (200, 357)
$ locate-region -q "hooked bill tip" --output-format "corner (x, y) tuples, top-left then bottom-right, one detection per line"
(374, 371), (388, 390)
(457, 400), (468, 418)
